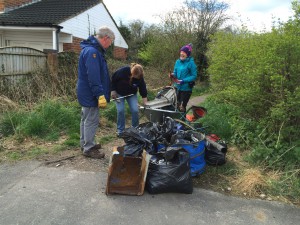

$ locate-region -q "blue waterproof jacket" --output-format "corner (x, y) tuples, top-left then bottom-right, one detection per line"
(173, 57), (197, 91)
(76, 36), (111, 107)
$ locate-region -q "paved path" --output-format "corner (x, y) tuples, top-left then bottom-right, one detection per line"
(0, 161), (299, 225)
(187, 94), (210, 107)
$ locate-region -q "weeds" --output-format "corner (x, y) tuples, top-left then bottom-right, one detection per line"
(199, 98), (234, 140)
(0, 99), (79, 139)
(0, 57), (299, 206)
(191, 82), (209, 97)
(231, 168), (267, 197)
(99, 135), (116, 145)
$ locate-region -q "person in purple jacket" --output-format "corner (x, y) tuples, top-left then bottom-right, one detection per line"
(76, 26), (115, 159)
(111, 63), (148, 137)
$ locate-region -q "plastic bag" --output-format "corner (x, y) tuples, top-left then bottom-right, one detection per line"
(146, 148), (193, 194)
(170, 131), (206, 176)
(119, 127), (154, 156)
(205, 135), (227, 166)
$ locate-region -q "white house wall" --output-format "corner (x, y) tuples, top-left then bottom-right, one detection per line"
(59, 3), (128, 49)
(2, 30), (63, 52)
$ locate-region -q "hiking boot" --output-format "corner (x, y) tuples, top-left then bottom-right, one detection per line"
(83, 147), (105, 159)
(81, 144), (101, 152)
(93, 143), (102, 149)
(116, 132), (123, 138)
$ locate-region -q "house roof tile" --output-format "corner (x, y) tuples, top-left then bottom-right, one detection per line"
(0, 0), (101, 27)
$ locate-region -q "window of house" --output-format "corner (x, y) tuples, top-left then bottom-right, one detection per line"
(0, 35), (3, 47)
(5, 40), (10, 46)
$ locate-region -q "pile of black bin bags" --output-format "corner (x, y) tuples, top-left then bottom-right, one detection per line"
(118, 117), (227, 194)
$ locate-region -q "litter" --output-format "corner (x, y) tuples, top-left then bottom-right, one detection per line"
(106, 146), (151, 196)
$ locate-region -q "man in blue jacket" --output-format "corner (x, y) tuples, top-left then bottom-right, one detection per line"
(77, 26), (115, 159)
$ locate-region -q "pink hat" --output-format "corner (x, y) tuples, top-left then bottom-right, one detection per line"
(180, 43), (193, 57)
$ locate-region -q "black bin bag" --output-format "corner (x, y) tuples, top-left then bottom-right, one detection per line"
(205, 140), (227, 166)
(146, 147), (193, 194)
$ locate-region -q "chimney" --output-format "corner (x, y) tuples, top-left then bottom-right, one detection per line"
(0, 0), (37, 13)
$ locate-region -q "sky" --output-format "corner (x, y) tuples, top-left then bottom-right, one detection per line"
(103, 0), (294, 32)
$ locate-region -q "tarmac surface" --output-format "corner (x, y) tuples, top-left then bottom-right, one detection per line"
(0, 160), (299, 225)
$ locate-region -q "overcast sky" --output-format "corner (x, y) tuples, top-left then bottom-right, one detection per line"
(103, 0), (294, 32)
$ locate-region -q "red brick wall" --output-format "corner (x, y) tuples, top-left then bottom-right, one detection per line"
(114, 47), (127, 60)
(0, 0), (33, 11)
(0, 1), (4, 11)
(63, 36), (128, 60)
(63, 36), (82, 54)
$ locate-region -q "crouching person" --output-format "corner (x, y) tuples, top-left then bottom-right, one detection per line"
(111, 63), (148, 137)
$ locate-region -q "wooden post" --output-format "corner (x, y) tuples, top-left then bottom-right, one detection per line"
(43, 49), (58, 75)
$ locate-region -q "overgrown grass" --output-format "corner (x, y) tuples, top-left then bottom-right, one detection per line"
(191, 81), (210, 97)
(199, 97), (234, 140)
(99, 135), (116, 145)
(196, 96), (300, 204)
(0, 99), (80, 140)
(0, 57), (299, 206)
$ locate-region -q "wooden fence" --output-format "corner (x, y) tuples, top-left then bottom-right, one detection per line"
(0, 47), (47, 88)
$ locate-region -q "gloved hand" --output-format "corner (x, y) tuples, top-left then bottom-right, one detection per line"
(111, 91), (117, 99)
(98, 95), (107, 108)
(177, 80), (184, 85)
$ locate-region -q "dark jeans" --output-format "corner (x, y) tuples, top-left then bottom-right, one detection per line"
(177, 90), (192, 110)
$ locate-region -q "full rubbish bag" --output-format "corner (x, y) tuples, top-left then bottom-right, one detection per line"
(119, 127), (154, 157)
(164, 130), (206, 176)
(119, 118), (174, 157)
(146, 147), (193, 194)
(205, 134), (227, 166)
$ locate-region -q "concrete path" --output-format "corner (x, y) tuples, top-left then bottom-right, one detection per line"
(0, 161), (299, 225)
(187, 94), (210, 107)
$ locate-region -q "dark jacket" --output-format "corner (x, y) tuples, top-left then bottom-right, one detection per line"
(76, 36), (111, 107)
(111, 66), (147, 98)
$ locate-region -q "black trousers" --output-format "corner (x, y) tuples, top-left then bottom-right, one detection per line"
(177, 90), (192, 110)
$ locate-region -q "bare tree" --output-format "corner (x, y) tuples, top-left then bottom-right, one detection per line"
(137, 0), (231, 78)
(165, 0), (231, 80)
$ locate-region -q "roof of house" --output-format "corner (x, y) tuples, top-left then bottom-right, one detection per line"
(0, 0), (102, 27)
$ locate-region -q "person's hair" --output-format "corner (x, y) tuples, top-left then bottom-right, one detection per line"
(130, 63), (144, 83)
(96, 26), (115, 41)
(130, 63), (144, 79)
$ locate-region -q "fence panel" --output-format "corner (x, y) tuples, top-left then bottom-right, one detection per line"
(0, 47), (47, 87)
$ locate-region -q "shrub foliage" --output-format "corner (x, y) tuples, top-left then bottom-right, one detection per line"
(207, 8), (300, 168)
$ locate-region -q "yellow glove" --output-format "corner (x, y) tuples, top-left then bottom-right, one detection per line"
(98, 95), (107, 108)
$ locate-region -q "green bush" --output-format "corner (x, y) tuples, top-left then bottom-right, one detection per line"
(199, 97), (234, 141)
(206, 15), (300, 171)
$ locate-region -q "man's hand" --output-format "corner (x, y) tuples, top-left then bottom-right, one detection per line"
(142, 97), (148, 106)
(98, 95), (107, 108)
(111, 91), (117, 99)
(168, 72), (175, 78)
